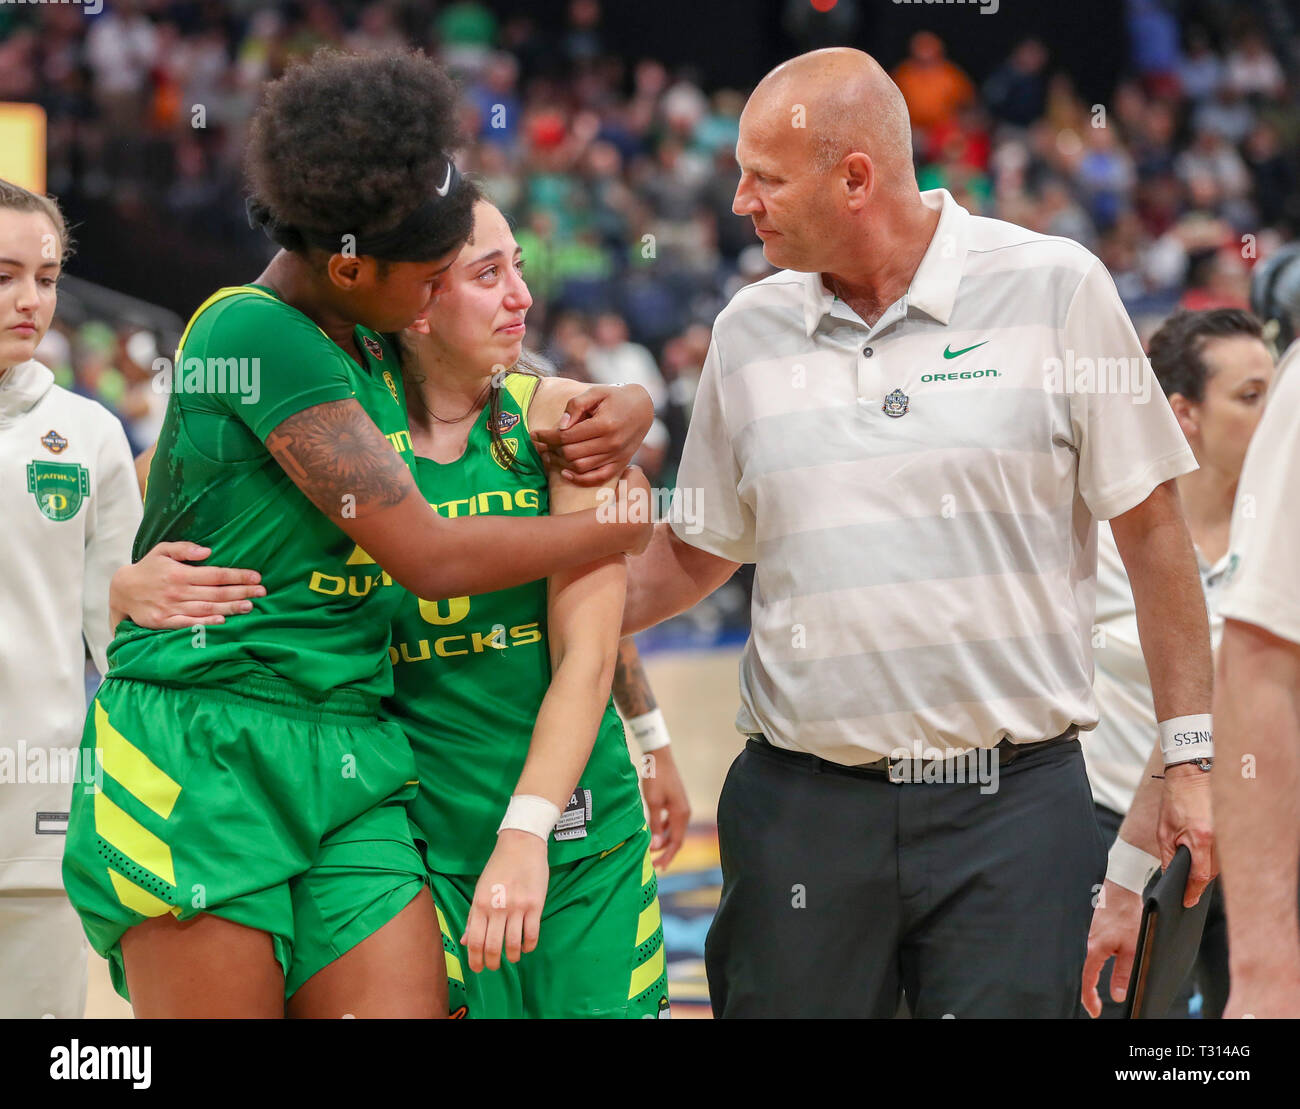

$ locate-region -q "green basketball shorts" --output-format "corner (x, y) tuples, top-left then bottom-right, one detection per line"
(429, 825), (670, 1019)
(62, 676), (428, 1001)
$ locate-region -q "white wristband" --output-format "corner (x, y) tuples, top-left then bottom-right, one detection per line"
(1159, 714), (1214, 766)
(627, 708), (672, 753)
(498, 794), (561, 842)
(1106, 837), (1160, 895)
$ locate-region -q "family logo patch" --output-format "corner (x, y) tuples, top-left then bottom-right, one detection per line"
(382, 370), (399, 403)
(27, 461), (89, 521)
(40, 429), (68, 454)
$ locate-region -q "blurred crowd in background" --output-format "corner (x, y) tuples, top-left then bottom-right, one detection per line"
(1, 0), (1297, 604)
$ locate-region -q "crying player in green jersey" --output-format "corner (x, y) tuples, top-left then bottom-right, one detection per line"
(387, 199), (669, 1017)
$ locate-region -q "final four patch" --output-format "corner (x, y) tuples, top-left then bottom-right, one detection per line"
(362, 335), (384, 360)
(488, 409), (520, 434)
(40, 429), (68, 454)
(882, 389), (909, 418)
(27, 460), (89, 521)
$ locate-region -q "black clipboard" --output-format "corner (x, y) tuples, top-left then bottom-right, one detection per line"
(1126, 845), (1216, 1018)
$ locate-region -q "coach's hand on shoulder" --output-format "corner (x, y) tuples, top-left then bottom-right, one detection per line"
(1157, 765), (1216, 907)
(110, 542), (266, 631)
(1080, 879), (1145, 1018)
(531, 383), (653, 486)
(461, 830), (550, 974)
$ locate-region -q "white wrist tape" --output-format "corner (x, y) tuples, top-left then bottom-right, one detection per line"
(627, 708), (672, 753)
(1159, 714), (1214, 766)
(1106, 837), (1161, 895)
(498, 795), (561, 841)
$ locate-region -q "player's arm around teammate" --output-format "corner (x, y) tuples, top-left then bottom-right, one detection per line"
(457, 374), (628, 974)
(109, 376), (655, 632)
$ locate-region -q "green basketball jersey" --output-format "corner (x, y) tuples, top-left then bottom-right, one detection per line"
(387, 373), (645, 873)
(108, 285), (416, 700)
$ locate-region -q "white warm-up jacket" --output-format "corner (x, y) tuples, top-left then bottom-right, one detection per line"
(0, 358), (141, 892)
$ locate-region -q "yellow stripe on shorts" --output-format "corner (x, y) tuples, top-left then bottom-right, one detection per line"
(95, 790), (176, 887)
(636, 898), (662, 947)
(96, 702), (181, 820)
(107, 868), (172, 918)
(628, 943), (665, 1001)
(444, 950), (464, 985)
(435, 903), (453, 939)
(641, 848), (654, 886)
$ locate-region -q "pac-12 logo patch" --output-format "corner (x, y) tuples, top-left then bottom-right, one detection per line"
(882, 389), (909, 418)
(40, 429), (69, 454)
(488, 410), (520, 434)
(362, 334), (384, 360)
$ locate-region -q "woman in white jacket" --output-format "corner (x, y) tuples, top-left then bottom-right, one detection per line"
(0, 179), (142, 1017)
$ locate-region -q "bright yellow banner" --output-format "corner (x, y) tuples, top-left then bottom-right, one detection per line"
(0, 103), (47, 193)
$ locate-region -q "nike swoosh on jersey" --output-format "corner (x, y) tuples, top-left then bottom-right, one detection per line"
(943, 341), (989, 359)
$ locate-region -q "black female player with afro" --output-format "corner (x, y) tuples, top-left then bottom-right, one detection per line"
(64, 50), (654, 1018)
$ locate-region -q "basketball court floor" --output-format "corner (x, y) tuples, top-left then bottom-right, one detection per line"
(83, 645), (746, 1018)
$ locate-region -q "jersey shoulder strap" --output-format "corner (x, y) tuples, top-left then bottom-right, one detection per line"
(499, 371), (541, 434)
(175, 285), (325, 361)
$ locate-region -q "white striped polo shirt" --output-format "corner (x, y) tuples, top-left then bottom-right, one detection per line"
(671, 188), (1197, 763)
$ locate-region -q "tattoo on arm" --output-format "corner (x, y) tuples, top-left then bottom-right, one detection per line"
(266, 399), (411, 519)
(613, 636), (658, 718)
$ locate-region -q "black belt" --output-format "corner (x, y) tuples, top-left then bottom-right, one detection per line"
(745, 727), (1079, 782)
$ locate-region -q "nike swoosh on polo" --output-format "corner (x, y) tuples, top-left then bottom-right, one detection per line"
(434, 164), (453, 197)
(942, 341), (989, 359)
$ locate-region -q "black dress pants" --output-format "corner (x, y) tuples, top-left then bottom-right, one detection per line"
(705, 736), (1106, 1018)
